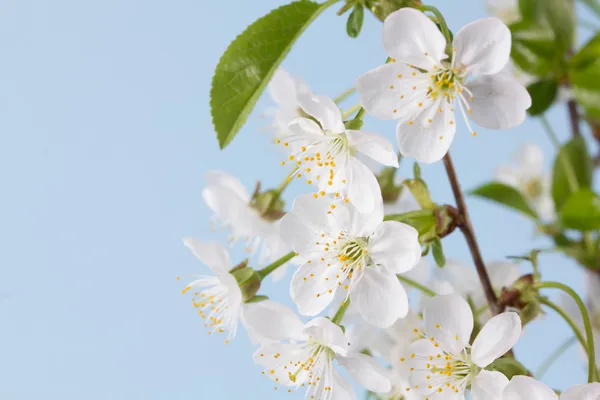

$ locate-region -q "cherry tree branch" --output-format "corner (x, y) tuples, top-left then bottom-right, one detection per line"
(443, 152), (501, 316)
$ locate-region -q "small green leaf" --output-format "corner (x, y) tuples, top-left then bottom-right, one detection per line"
(346, 4), (364, 38)
(405, 179), (433, 209)
(527, 79), (558, 115)
(570, 59), (600, 119)
(543, 0), (575, 51)
(560, 190), (600, 231)
(245, 295), (269, 303)
(570, 32), (600, 69)
(431, 238), (445, 267)
(518, 0), (543, 22)
(470, 182), (538, 219)
(552, 137), (593, 211)
(509, 22), (558, 76)
(413, 162), (421, 180)
(210, 1), (331, 148)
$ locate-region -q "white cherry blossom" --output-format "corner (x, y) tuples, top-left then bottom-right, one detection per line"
(357, 8), (531, 163)
(276, 92), (398, 212)
(496, 144), (554, 221)
(501, 379), (600, 400)
(253, 317), (391, 400)
(265, 68), (311, 138)
(280, 193), (421, 327)
(403, 293), (522, 398)
(202, 170), (292, 280)
(180, 239), (302, 343)
(561, 383), (600, 400)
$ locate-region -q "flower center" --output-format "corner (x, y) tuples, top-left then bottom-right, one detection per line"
(524, 178), (543, 199)
(337, 236), (369, 267)
(428, 66), (466, 102)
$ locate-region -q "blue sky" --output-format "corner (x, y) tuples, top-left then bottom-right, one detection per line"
(0, 0), (595, 398)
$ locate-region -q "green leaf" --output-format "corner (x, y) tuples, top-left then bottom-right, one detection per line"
(470, 182), (538, 219)
(570, 32), (600, 69)
(487, 357), (530, 379)
(543, 0), (575, 51)
(431, 238), (446, 267)
(560, 189), (600, 231)
(527, 79), (558, 115)
(509, 22), (558, 76)
(210, 1), (332, 148)
(570, 59), (600, 119)
(518, 0), (543, 22)
(346, 4), (364, 38)
(552, 137), (593, 211)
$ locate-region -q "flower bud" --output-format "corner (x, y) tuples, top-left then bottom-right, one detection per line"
(367, 0), (422, 21)
(230, 262), (262, 302)
(499, 274), (542, 326)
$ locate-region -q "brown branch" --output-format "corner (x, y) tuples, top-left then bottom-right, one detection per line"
(443, 152), (501, 316)
(567, 99), (581, 137)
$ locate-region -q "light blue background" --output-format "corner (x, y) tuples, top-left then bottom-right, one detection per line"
(0, 0), (595, 398)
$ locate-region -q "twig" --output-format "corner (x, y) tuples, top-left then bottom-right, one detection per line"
(443, 152), (500, 315)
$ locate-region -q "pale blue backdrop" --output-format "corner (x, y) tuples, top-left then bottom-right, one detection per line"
(0, 0), (595, 398)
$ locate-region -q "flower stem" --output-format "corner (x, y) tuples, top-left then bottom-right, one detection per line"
(443, 152), (500, 316)
(334, 87), (356, 104)
(535, 336), (577, 379)
(384, 209), (434, 222)
(539, 297), (587, 357)
(257, 251), (296, 280)
(540, 114), (579, 193)
(537, 281), (598, 382)
(332, 299), (351, 324)
(397, 275), (436, 297)
(353, 107), (366, 121)
(342, 104), (362, 119)
(418, 5), (452, 50)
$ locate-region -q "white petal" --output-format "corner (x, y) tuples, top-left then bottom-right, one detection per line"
(466, 73), (531, 130)
(253, 343), (311, 385)
(396, 102), (456, 164)
(561, 383), (600, 400)
(452, 17), (511, 76)
(495, 165), (520, 188)
(585, 271), (600, 312)
(503, 376), (558, 400)
(290, 261), (338, 316)
(332, 369), (357, 400)
(337, 354), (392, 393)
(351, 268), (408, 328)
(515, 143), (545, 177)
(297, 92), (345, 133)
(268, 68), (305, 106)
(356, 63), (430, 121)
(280, 193), (333, 252)
(346, 129), (399, 167)
(183, 239), (231, 273)
(471, 370), (509, 400)
(205, 170), (250, 202)
(382, 8), (447, 70)
(347, 157), (383, 213)
(302, 317), (349, 354)
(369, 221), (421, 273)
(423, 293), (473, 354)
(334, 195), (383, 238)
(429, 259), (478, 297)
(471, 312), (522, 367)
(487, 261), (521, 290)
(241, 300), (305, 344)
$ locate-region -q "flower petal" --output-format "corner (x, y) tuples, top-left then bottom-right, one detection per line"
(332, 368), (357, 400)
(471, 312), (522, 367)
(369, 221), (421, 273)
(503, 376), (558, 400)
(346, 129), (399, 168)
(205, 170), (250, 202)
(452, 17), (511, 76)
(423, 293), (473, 354)
(268, 68), (307, 106)
(183, 239), (231, 273)
(333, 194), (383, 238)
(396, 102), (456, 164)
(515, 143), (545, 177)
(382, 8), (447, 70)
(297, 92), (345, 133)
(302, 317), (349, 354)
(356, 62), (430, 121)
(347, 156), (383, 213)
(290, 261), (338, 316)
(561, 383), (600, 400)
(253, 343), (311, 385)
(337, 354), (392, 393)
(471, 370), (509, 400)
(280, 193), (333, 253)
(351, 268), (408, 328)
(466, 73), (531, 130)
(241, 300), (305, 344)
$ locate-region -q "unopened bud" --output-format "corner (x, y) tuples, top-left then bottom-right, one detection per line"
(367, 0), (423, 22)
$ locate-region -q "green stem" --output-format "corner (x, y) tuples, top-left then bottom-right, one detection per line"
(397, 275), (436, 297)
(384, 209), (433, 222)
(332, 299), (351, 324)
(342, 104), (362, 119)
(353, 107), (366, 121)
(418, 5), (452, 48)
(540, 297), (587, 352)
(537, 282), (598, 382)
(540, 114), (579, 193)
(535, 336), (577, 379)
(275, 166), (298, 194)
(334, 87), (356, 104)
(257, 251), (296, 279)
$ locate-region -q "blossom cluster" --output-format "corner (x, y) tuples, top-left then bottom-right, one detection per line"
(180, 6), (597, 400)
